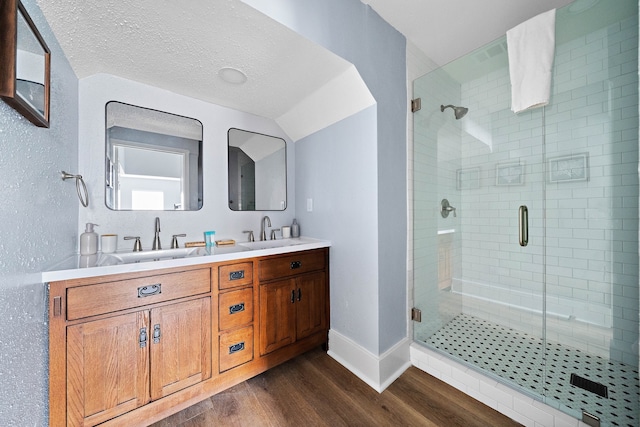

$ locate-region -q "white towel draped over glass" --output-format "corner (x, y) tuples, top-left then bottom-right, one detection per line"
(507, 9), (556, 114)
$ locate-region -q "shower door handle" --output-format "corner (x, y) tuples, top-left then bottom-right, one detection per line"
(518, 205), (528, 247)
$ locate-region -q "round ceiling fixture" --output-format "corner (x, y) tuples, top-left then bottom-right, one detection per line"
(218, 67), (248, 85)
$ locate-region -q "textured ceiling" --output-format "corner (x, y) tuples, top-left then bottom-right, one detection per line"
(362, 0), (574, 66)
(36, 0), (353, 123)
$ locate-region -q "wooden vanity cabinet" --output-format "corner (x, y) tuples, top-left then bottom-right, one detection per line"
(66, 310), (150, 426)
(216, 260), (256, 373)
(259, 249), (328, 356)
(49, 248), (329, 427)
(49, 267), (212, 427)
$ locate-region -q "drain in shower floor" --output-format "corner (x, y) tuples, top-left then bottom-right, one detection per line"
(570, 373), (608, 398)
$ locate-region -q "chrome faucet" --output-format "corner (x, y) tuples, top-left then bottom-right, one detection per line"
(152, 217), (162, 250)
(260, 215), (271, 241)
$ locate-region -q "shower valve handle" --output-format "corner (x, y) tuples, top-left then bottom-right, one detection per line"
(441, 199), (457, 218)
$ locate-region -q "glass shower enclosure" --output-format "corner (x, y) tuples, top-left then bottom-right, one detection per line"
(412, 1), (639, 425)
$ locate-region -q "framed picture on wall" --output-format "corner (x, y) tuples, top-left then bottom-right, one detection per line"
(456, 167), (480, 190)
(548, 153), (589, 183)
(496, 161), (525, 186)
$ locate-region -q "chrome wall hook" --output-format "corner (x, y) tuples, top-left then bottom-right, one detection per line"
(61, 171), (89, 207)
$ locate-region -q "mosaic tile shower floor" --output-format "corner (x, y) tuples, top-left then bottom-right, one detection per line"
(425, 314), (639, 427)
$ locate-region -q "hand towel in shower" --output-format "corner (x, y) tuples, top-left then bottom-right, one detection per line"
(507, 9), (556, 113)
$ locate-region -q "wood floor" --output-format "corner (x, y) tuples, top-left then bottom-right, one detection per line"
(150, 348), (522, 427)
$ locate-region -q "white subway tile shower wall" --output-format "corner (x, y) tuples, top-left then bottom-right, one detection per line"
(455, 16), (638, 366)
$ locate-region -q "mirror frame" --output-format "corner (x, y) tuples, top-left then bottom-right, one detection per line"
(105, 101), (204, 211)
(0, 0), (51, 127)
(228, 128), (287, 212)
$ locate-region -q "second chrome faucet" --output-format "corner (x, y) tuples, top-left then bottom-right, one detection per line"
(152, 217), (162, 250)
(260, 215), (271, 241)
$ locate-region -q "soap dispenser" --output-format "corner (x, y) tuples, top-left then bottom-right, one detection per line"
(80, 223), (99, 255)
(291, 218), (300, 238)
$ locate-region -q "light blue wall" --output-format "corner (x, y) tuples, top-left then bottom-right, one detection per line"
(295, 106), (381, 351)
(0, 1), (79, 425)
(244, 0), (408, 354)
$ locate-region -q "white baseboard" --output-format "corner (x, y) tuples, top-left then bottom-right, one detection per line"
(327, 329), (412, 392)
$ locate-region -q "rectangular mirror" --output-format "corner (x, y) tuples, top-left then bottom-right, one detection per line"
(0, 0), (51, 127)
(105, 102), (203, 211)
(228, 128), (286, 211)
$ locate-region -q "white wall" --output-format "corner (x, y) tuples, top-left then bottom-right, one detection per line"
(78, 74), (296, 248)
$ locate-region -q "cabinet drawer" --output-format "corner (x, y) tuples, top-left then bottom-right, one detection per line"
(219, 262), (253, 290)
(66, 268), (211, 320)
(259, 249), (326, 282)
(219, 288), (253, 331)
(219, 326), (253, 372)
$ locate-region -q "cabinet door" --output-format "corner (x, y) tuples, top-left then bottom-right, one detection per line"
(296, 271), (327, 340)
(67, 311), (150, 427)
(259, 279), (296, 355)
(150, 297), (211, 400)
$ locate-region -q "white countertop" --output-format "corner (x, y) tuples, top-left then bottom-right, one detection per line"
(41, 237), (331, 283)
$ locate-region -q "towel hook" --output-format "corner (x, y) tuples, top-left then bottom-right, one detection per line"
(61, 171), (89, 207)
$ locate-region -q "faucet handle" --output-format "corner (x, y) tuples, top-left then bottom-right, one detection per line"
(243, 230), (255, 242)
(171, 234), (187, 249)
(270, 228), (281, 240)
(124, 236), (142, 252)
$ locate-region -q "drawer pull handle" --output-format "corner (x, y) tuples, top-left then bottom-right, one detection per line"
(290, 261), (302, 269)
(138, 283), (161, 298)
(229, 341), (245, 354)
(291, 290), (295, 303)
(229, 270), (245, 281)
(297, 288), (302, 302)
(229, 302), (245, 314)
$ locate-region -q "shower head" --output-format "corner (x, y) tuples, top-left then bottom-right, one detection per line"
(440, 104), (468, 120)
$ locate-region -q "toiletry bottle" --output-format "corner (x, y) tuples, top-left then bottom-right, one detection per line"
(291, 218), (300, 238)
(80, 223), (99, 255)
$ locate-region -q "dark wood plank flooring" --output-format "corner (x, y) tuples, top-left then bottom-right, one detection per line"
(151, 348), (522, 427)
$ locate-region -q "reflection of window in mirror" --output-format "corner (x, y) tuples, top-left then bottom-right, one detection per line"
(105, 102), (203, 211)
(228, 128), (286, 211)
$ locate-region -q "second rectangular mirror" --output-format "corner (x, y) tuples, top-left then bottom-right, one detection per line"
(228, 128), (286, 211)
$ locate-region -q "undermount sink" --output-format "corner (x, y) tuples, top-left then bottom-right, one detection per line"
(93, 237), (319, 266)
(97, 247), (209, 266)
(239, 237), (315, 251)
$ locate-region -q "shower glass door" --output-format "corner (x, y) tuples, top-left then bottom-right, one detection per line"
(413, 46), (547, 396)
(413, 2), (639, 425)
